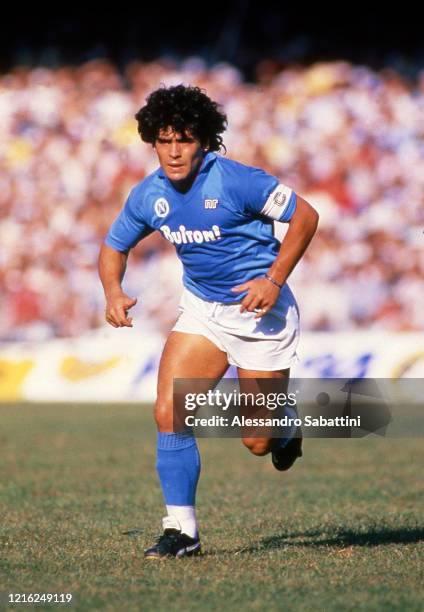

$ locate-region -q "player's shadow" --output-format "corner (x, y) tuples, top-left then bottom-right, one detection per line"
(213, 525), (424, 556)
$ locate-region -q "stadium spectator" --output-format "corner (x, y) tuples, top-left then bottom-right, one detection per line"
(1, 59), (423, 340)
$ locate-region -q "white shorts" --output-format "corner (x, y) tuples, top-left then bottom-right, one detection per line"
(172, 286), (300, 371)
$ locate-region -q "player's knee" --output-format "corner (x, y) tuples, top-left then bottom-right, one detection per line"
(154, 399), (174, 432)
(242, 437), (272, 456)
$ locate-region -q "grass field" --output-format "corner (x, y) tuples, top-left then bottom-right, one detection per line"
(1, 403), (423, 611)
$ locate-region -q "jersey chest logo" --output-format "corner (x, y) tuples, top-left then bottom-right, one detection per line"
(204, 198), (218, 209)
(154, 197), (170, 218)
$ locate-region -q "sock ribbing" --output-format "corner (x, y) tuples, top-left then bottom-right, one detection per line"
(157, 431), (196, 451)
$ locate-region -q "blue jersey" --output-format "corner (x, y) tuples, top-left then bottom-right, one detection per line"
(105, 152), (297, 303)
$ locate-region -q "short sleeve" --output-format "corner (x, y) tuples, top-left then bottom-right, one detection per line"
(246, 167), (297, 223)
(105, 188), (154, 252)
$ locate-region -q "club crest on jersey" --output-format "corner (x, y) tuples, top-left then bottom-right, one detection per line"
(273, 191), (287, 207)
(204, 198), (218, 209)
(154, 197), (170, 218)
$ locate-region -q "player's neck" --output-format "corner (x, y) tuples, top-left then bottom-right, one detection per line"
(170, 174), (198, 194)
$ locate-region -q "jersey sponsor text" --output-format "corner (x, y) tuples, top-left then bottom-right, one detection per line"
(160, 224), (221, 244)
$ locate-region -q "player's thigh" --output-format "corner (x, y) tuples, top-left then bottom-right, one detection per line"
(238, 367), (290, 455)
(155, 331), (229, 430)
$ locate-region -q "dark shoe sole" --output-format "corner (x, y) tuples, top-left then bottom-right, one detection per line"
(144, 543), (202, 560)
(271, 426), (303, 471)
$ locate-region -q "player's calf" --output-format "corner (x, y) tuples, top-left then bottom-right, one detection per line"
(242, 437), (274, 456)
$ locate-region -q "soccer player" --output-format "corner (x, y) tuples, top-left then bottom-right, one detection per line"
(98, 84), (319, 559)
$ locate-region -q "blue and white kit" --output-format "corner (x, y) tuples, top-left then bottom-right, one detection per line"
(105, 152), (300, 369)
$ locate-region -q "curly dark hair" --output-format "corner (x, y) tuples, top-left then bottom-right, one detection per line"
(135, 84), (227, 152)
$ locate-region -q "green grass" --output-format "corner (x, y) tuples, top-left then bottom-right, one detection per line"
(0, 404), (423, 611)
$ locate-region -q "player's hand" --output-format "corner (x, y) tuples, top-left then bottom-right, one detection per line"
(231, 278), (280, 318)
(105, 291), (138, 328)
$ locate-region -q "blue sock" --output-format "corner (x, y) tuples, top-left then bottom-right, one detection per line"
(275, 405), (298, 448)
(156, 432), (201, 508)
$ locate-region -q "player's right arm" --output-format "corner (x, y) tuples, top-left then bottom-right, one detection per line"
(99, 186), (153, 328)
(98, 244), (137, 328)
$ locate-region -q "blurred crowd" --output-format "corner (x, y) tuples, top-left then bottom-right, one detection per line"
(1, 58), (423, 341)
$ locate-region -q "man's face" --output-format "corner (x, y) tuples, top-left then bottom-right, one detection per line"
(154, 127), (205, 189)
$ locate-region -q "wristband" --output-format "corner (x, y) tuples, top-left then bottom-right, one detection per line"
(265, 274), (283, 289)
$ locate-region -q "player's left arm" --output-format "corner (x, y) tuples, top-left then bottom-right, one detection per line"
(232, 195), (319, 317)
(267, 195), (319, 289)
